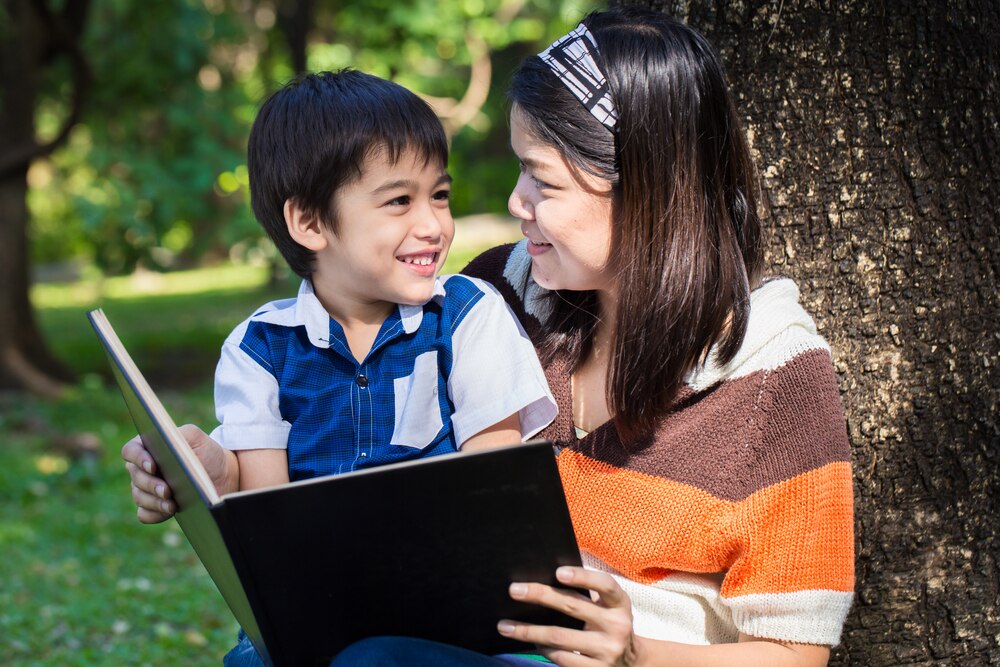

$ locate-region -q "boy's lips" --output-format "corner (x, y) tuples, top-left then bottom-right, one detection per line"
(396, 251), (440, 276)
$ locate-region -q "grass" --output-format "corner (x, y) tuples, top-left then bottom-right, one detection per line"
(2, 241), (500, 666)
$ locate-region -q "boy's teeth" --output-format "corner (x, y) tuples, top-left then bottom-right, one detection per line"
(402, 254), (434, 266)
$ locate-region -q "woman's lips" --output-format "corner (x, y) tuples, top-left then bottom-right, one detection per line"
(525, 239), (552, 257)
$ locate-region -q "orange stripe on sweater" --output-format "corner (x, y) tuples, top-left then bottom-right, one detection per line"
(557, 450), (854, 595)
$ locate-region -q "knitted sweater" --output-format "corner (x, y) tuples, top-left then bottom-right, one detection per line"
(464, 241), (855, 646)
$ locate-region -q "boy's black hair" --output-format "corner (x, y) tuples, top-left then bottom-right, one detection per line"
(247, 70), (449, 277)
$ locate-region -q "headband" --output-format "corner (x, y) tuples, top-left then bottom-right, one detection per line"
(538, 23), (618, 132)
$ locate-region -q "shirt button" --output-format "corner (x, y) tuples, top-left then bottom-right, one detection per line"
(355, 374), (368, 388)
(360, 452), (367, 458)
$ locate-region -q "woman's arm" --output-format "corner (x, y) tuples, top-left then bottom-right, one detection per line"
(498, 567), (830, 667)
(121, 424), (239, 523)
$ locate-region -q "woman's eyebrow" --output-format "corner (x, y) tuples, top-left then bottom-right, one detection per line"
(517, 155), (554, 172)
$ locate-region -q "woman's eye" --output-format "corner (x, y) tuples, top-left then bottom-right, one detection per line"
(532, 177), (550, 189)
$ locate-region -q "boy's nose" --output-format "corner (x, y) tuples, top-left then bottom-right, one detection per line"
(507, 176), (534, 221)
(414, 207), (445, 240)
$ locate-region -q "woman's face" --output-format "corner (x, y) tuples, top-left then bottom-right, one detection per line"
(507, 110), (616, 293)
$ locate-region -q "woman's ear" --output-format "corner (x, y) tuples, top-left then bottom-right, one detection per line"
(284, 199), (329, 251)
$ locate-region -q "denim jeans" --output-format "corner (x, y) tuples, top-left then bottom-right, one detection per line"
(221, 629), (265, 667)
(222, 631), (549, 666)
(331, 637), (551, 666)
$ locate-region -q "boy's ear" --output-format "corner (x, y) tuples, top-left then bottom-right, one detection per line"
(284, 199), (329, 251)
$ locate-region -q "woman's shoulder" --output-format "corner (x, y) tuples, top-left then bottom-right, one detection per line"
(687, 277), (832, 391)
(461, 240), (554, 327)
(461, 242), (522, 286)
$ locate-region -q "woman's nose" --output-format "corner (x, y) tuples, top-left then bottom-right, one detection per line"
(507, 176), (534, 221)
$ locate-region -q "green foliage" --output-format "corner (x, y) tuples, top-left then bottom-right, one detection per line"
(27, 0), (595, 274)
(31, 0), (261, 274)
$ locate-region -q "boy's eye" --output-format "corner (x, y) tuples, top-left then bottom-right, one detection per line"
(432, 189), (451, 201)
(387, 195), (411, 206)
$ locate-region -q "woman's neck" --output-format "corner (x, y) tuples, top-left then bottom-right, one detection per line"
(571, 286), (618, 434)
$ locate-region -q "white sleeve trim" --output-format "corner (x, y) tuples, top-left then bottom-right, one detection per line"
(727, 589), (854, 646)
(447, 278), (557, 446)
(213, 331), (291, 451)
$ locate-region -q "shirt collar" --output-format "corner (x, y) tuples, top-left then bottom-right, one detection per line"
(398, 277), (448, 334)
(278, 277), (449, 346)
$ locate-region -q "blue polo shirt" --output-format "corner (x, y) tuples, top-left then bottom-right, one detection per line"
(210, 275), (556, 482)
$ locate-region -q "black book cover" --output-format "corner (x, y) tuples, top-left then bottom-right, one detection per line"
(89, 309), (582, 667)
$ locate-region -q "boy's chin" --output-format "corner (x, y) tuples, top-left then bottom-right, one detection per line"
(394, 287), (436, 306)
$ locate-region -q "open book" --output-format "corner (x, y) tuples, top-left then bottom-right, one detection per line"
(89, 309), (582, 667)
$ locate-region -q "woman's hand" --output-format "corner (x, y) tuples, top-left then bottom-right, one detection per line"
(121, 424), (237, 523)
(498, 566), (642, 667)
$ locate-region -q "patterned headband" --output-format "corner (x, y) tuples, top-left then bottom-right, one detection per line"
(538, 23), (618, 132)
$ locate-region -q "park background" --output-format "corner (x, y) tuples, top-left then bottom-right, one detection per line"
(1, 0), (997, 665)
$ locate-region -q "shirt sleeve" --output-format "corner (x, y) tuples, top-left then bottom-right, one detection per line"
(211, 321), (291, 451)
(720, 348), (855, 645)
(446, 278), (557, 446)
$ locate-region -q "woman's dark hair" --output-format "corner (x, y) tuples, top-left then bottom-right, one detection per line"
(247, 69), (448, 277)
(509, 7), (765, 441)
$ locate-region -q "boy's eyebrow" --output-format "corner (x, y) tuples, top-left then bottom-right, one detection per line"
(370, 173), (452, 196)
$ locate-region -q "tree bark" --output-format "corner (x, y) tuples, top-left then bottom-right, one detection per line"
(0, 0), (89, 395)
(614, 0), (999, 663)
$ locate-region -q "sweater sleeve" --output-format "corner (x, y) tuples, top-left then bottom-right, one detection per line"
(720, 345), (855, 645)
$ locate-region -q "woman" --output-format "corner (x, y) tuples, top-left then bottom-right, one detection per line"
(124, 7), (854, 666)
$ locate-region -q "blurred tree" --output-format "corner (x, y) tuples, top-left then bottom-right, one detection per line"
(615, 0), (999, 663)
(2, 0), (593, 394)
(0, 0), (90, 394)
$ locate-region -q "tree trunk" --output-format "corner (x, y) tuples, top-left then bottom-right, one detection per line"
(616, 0), (999, 663)
(0, 0), (75, 395)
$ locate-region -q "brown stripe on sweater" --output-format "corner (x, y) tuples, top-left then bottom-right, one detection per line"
(542, 348), (849, 502)
(462, 244), (850, 501)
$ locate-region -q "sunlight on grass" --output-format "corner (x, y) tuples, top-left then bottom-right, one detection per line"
(32, 263), (273, 309)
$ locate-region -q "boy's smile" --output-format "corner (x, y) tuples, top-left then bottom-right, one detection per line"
(396, 251), (440, 277)
(305, 147), (454, 325)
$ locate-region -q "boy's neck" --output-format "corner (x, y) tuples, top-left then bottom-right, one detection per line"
(310, 277), (396, 362)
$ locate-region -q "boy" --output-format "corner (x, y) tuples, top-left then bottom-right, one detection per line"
(212, 69), (557, 491)
(123, 69), (557, 666)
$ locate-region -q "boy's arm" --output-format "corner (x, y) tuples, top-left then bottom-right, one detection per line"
(445, 276), (557, 446)
(234, 449), (290, 490)
(461, 413), (522, 452)
(214, 326), (293, 491)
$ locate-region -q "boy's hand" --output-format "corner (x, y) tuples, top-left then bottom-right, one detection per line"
(123, 434), (174, 523)
(122, 424), (237, 523)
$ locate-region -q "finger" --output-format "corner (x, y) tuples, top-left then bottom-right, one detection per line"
(537, 647), (602, 667)
(498, 619), (595, 656)
(125, 461), (172, 500)
(178, 423), (209, 450)
(555, 566), (629, 610)
(509, 581), (607, 627)
(121, 437), (156, 474)
(136, 506), (173, 524)
(131, 481), (175, 516)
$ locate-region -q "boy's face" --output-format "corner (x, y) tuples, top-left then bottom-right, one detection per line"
(313, 148), (454, 316)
